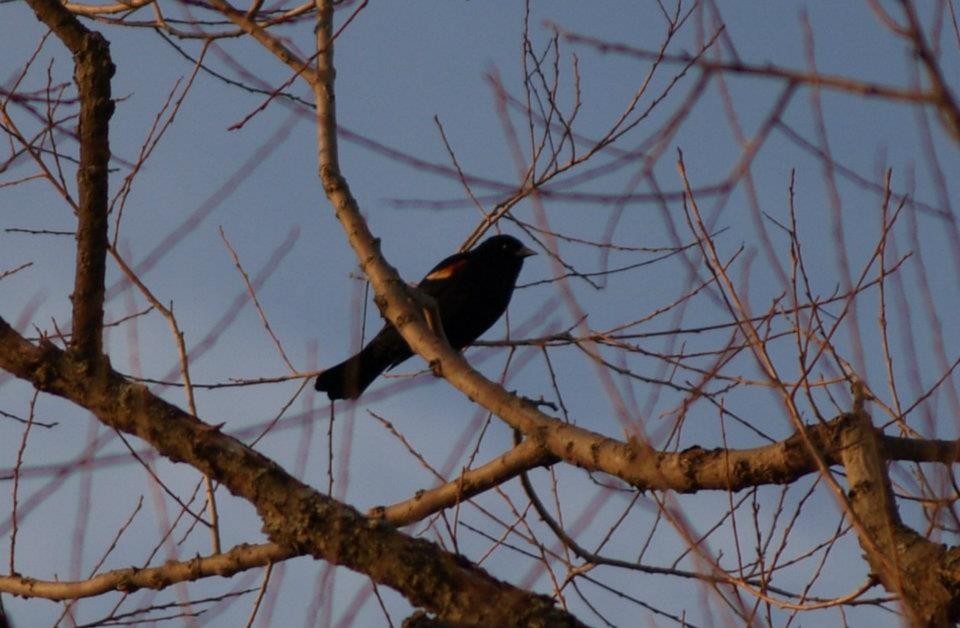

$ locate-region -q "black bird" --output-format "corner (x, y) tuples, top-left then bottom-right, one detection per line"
(315, 234), (535, 400)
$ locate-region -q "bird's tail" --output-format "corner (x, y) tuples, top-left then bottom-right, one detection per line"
(314, 344), (392, 400)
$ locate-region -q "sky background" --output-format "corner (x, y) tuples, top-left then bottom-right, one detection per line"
(2, 1), (960, 626)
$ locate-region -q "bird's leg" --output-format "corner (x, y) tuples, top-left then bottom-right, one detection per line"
(405, 284), (449, 379)
(407, 283), (449, 347)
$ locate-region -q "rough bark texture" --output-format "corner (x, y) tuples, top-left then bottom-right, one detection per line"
(27, 0), (114, 362)
(0, 317), (583, 627)
(840, 410), (960, 625)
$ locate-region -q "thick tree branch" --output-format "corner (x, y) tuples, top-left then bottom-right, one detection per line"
(840, 409), (960, 625)
(27, 0), (114, 361)
(0, 316), (583, 627)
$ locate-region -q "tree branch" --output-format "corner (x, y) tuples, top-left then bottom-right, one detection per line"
(372, 436), (558, 526)
(0, 316), (584, 627)
(27, 0), (114, 361)
(840, 408), (960, 625)
(0, 542), (294, 600)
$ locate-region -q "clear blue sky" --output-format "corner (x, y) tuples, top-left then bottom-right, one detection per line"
(2, 2), (958, 626)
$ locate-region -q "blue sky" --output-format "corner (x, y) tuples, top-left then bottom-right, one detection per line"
(2, 2), (960, 626)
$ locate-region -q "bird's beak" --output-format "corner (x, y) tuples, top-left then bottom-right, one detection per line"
(518, 246), (536, 258)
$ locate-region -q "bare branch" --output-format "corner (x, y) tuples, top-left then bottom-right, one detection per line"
(0, 542), (294, 601)
(0, 313), (585, 627)
(27, 0), (114, 361)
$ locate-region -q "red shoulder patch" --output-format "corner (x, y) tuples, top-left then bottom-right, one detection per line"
(424, 258), (467, 281)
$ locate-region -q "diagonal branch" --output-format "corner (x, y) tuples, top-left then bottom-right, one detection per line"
(27, 0), (114, 361)
(840, 407), (960, 625)
(0, 542), (295, 600)
(895, 0), (960, 143)
(0, 315), (584, 627)
(373, 435), (559, 526)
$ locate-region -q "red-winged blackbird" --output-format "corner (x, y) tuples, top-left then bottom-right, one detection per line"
(315, 234), (535, 400)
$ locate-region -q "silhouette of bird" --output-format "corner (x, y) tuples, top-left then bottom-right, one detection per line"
(315, 234), (535, 400)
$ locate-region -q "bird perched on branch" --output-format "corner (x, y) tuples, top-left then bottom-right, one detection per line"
(315, 234), (535, 400)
